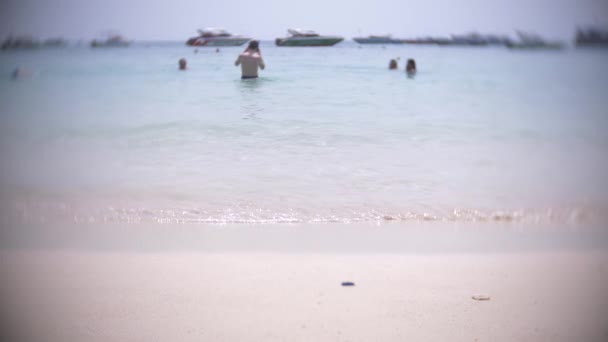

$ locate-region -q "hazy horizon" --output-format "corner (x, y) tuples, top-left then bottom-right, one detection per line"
(1, 0), (608, 41)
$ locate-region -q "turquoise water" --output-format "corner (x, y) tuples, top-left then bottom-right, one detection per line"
(1, 42), (607, 224)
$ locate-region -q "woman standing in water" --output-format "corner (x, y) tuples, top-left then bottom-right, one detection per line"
(235, 40), (265, 79)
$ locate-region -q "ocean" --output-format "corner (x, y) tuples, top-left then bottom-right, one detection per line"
(1, 41), (607, 224)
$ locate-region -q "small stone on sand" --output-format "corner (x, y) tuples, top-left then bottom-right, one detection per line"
(341, 282), (355, 287)
(472, 294), (491, 301)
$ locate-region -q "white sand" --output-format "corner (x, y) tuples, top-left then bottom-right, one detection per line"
(1, 248), (608, 341)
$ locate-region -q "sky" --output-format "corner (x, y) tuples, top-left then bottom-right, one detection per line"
(1, 0), (607, 41)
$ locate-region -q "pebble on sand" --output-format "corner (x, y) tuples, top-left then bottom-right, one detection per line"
(472, 294), (491, 301)
(341, 282), (355, 287)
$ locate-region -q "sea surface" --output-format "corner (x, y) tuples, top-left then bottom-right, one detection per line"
(1, 41), (607, 224)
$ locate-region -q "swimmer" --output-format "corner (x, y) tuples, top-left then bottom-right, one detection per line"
(389, 59), (398, 70)
(406, 58), (416, 77)
(11, 66), (31, 79)
(235, 40), (265, 79)
(178, 58), (187, 70)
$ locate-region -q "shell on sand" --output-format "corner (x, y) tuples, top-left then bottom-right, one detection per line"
(472, 294), (491, 301)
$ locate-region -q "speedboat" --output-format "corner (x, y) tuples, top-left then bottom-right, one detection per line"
(186, 28), (251, 47)
(91, 35), (130, 48)
(353, 35), (401, 44)
(275, 29), (343, 47)
(506, 31), (564, 50)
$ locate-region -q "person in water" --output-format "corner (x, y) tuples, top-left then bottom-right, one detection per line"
(235, 40), (265, 79)
(406, 59), (416, 76)
(389, 59), (398, 70)
(178, 58), (187, 70)
(11, 66), (31, 79)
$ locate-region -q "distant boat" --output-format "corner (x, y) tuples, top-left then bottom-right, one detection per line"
(186, 28), (251, 47)
(91, 35), (131, 48)
(401, 34), (509, 46)
(42, 38), (68, 47)
(506, 31), (564, 50)
(353, 35), (401, 44)
(446, 33), (489, 46)
(483, 34), (511, 46)
(275, 29), (343, 47)
(575, 27), (608, 47)
(400, 37), (443, 45)
(1, 36), (40, 50)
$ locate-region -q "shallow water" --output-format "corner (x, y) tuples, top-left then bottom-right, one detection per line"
(1, 42), (607, 224)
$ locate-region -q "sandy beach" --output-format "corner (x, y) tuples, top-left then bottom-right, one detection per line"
(1, 224), (607, 342)
(2, 6), (608, 341)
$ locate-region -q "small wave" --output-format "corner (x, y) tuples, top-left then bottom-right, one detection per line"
(2, 201), (604, 225)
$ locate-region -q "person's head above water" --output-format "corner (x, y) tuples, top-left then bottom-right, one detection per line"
(11, 66), (31, 80)
(389, 59), (398, 70)
(246, 40), (260, 53)
(179, 58), (187, 70)
(406, 59), (416, 73)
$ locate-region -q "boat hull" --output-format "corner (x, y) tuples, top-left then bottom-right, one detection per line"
(400, 39), (439, 45)
(1, 40), (40, 50)
(353, 37), (401, 44)
(575, 40), (608, 47)
(187, 37), (250, 47)
(506, 42), (564, 50)
(436, 40), (488, 46)
(275, 36), (343, 47)
(91, 41), (130, 48)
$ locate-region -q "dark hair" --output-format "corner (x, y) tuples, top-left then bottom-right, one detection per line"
(247, 40), (260, 51)
(178, 58), (187, 70)
(406, 59), (416, 69)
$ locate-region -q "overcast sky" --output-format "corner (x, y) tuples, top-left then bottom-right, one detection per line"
(1, 0), (607, 41)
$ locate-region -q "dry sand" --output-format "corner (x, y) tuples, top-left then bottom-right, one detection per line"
(1, 224), (608, 341)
